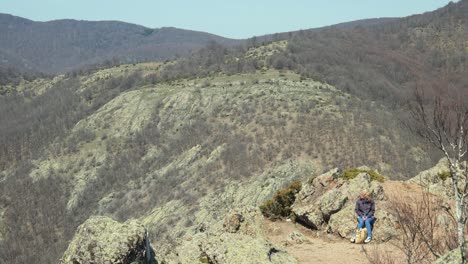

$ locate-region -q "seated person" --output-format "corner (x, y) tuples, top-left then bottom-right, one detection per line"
(350, 190), (375, 243)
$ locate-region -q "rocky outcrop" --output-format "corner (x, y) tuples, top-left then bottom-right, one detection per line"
(60, 216), (156, 264)
(178, 232), (296, 264)
(164, 209), (297, 263)
(141, 161), (315, 256)
(292, 168), (397, 240)
(407, 158), (462, 200)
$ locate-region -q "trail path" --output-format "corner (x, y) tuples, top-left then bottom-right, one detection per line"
(264, 220), (404, 264)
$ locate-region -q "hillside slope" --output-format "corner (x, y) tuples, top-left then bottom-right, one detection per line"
(0, 59), (437, 263)
(268, 0), (468, 103)
(0, 13), (241, 73)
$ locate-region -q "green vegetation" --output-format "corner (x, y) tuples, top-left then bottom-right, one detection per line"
(199, 253), (211, 264)
(260, 181), (302, 219)
(339, 168), (385, 183)
(437, 171), (451, 181)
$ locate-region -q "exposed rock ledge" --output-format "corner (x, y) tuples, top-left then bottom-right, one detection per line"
(60, 216), (157, 264)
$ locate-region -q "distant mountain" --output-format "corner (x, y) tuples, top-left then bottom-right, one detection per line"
(0, 14), (241, 73)
(255, 0), (468, 104)
(154, 0), (467, 108)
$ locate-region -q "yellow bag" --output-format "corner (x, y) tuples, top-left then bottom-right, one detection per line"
(355, 228), (367, 244)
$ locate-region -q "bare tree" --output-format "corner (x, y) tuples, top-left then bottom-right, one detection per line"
(362, 245), (398, 264)
(388, 189), (457, 263)
(409, 86), (467, 263)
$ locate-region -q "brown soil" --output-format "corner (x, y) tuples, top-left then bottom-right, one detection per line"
(263, 219), (405, 264)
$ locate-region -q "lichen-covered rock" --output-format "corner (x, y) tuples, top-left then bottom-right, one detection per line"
(60, 216), (156, 264)
(286, 231), (309, 245)
(340, 173), (384, 201)
(223, 212), (244, 233)
(178, 232), (297, 264)
(294, 207), (324, 229)
(292, 169), (342, 229)
(328, 205), (355, 238)
(292, 167), (397, 242)
(328, 204), (397, 241)
(373, 210), (398, 241)
(166, 208), (297, 264)
(407, 158), (455, 199)
(319, 189), (348, 220)
(435, 248), (464, 264)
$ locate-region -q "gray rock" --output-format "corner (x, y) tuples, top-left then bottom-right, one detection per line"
(328, 205), (356, 238)
(435, 248), (464, 264)
(294, 207), (324, 229)
(407, 158), (455, 199)
(341, 173), (384, 201)
(60, 216), (156, 264)
(292, 168), (344, 229)
(319, 189), (348, 221)
(223, 213), (244, 233)
(173, 209), (297, 264)
(286, 231), (309, 245)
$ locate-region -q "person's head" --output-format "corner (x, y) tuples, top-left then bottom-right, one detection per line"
(359, 190), (371, 200)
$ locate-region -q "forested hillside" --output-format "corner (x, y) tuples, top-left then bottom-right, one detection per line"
(0, 64), (435, 264)
(0, 13), (241, 73)
(161, 0), (467, 106)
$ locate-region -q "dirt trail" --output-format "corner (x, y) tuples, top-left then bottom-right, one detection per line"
(264, 220), (404, 264)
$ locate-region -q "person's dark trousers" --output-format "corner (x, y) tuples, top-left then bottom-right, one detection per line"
(357, 216), (375, 238)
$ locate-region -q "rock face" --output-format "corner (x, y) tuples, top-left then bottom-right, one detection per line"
(292, 168), (396, 240)
(141, 160), (314, 260)
(60, 216), (156, 264)
(407, 158), (455, 199)
(166, 209), (297, 264)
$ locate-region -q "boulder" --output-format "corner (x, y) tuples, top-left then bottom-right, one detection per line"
(318, 189), (348, 221)
(328, 205), (356, 238)
(223, 213), (244, 233)
(286, 231), (310, 245)
(373, 209), (398, 242)
(60, 216), (156, 264)
(340, 173), (384, 201)
(173, 208), (297, 263)
(294, 207), (324, 229)
(292, 168), (344, 229)
(328, 204), (397, 241)
(292, 167), (397, 242)
(407, 158), (453, 199)
(177, 232), (297, 264)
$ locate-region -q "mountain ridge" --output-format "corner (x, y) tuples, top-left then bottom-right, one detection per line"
(3, 0), (465, 74)
(0, 13), (242, 73)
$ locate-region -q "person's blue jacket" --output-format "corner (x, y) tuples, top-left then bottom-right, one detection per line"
(355, 198), (375, 218)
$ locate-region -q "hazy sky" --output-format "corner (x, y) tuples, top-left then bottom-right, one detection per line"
(0, 0), (457, 39)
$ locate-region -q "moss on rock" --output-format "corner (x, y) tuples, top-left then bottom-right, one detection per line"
(340, 168), (385, 183)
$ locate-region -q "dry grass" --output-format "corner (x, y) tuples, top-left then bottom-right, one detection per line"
(367, 182), (457, 263)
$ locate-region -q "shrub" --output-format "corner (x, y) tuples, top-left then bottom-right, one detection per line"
(260, 181), (302, 219)
(437, 171), (451, 181)
(339, 168), (385, 182)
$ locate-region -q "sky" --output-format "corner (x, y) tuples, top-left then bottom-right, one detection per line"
(0, 0), (457, 39)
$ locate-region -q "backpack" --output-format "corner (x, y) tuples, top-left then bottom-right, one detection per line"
(355, 228), (367, 244)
